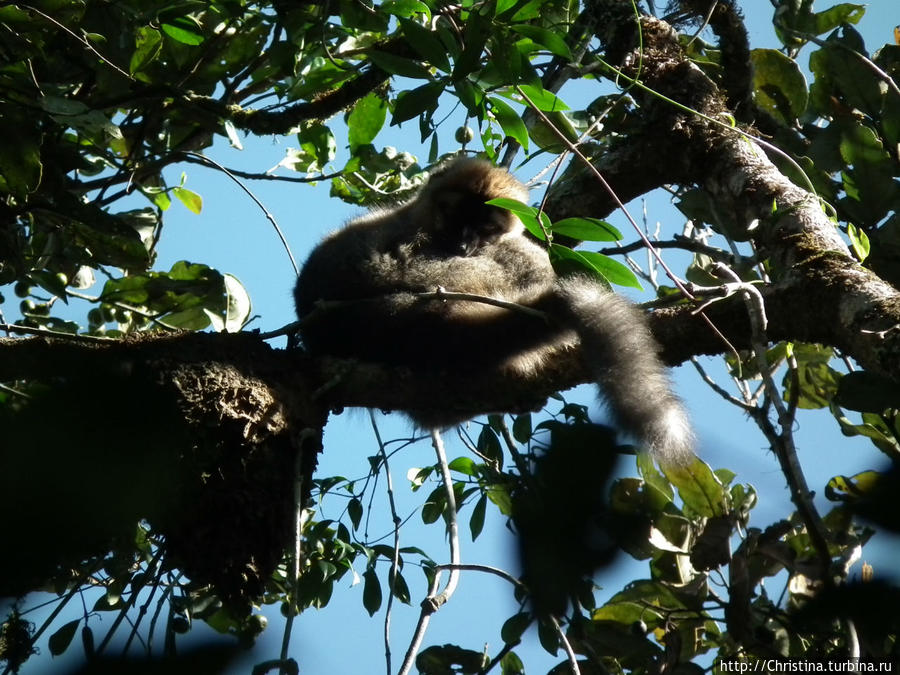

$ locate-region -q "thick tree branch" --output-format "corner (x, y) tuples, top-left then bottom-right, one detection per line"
(182, 65), (390, 136)
(545, 12), (900, 385)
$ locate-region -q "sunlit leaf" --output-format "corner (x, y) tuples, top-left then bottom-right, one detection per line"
(173, 187), (203, 214)
(347, 92), (387, 151)
(487, 96), (528, 151)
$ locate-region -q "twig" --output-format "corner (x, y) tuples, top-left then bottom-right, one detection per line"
(0, 322), (109, 342)
(16, 3), (133, 80)
(549, 614), (581, 675)
(257, 320), (301, 340)
(367, 411), (403, 675)
(122, 556), (165, 655)
(712, 263), (831, 567)
(96, 548), (164, 656)
(689, 357), (754, 411)
(432, 564), (579, 675)
(181, 151), (299, 277)
(397, 429), (461, 675)
(298, 289), (552, 329)
(279, 441), (311, 674)
(597, 234), (740, 265)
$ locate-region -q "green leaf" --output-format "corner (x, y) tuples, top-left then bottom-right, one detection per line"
(809, 33), (884, 120)
(551, 217), (622, 242)
(486, 197), (548, 240)
(29, 269), (68, 300)
(484, 197), (534, 219)
(836, 371), (900, 412)
(448, 456), (477, 475)
(486, 485), (513, 516)
(825, 470), (881, 502)
(400, 18), (450, 72)
(488, 97), (528, 150)
(48, 619), (80, 656)
(537, 618), (559, 655)
(421, 486), (446, 524)
(500, 651), (525, 675)
(390, 571), (412, 604)
(130, 26), (162, 75)
(367, 50), (432, 79)
(161, 19), (204, 46)
(452, 8), (491, 78)
(362, 568), (382, 616)
(512, 413), (532, 443)
(783, 344), (842, 409)
(299, 122), (337, 166)
(830, 404), (900, 461)
(391, 81), (443, 126)
(663, 457), (728, 518)
(501, 612), (531, 646)
(510, 24), (572, 59)
(347, 93), (388, 152)
(348, 497), (363, 530)
(454, 79), (485, 117)
(0, 114), (41, 198)
(476, 426), (503, 468)
(750, 48), (809, 123)
(469, 494), (487, 540)
(41, 96), (122, 145)
(847, 223), (870, 261)
(161, 306), (211, 330)
(416, 645), (488, 673)
(507, 84), (570, 111)
(550, 245), (641, 289)
(382, 0), (430, 18)
(811, 3), (865, 34)
(838, 122), (900, 228)
(173, 187), (203, 214)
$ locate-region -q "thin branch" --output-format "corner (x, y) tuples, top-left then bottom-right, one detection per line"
(496, 418), (532, 481)
(0, 322), (109, 342)
(278, 450), (307, 675)
(597, 234), (740, 265)
(181, 154), (347, 184)
(16, 3), (133, 80)
(689, 357), (754, 411)
(300, 288), (552, 329)
(146, 567), (176, 655)
(713, 263), (831, 567)
(431, 564), (580, 675)
(368, 411), (403, 675)
(122, 556), (164, 655)
(181, 151), (299, 277)
(431, 430), (461, 603)
(397, 429), (461, 675)
(549, 614), (581, 675)
(96, 548), (164, 656)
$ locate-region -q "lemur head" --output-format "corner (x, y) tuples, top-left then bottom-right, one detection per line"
(413, 158), (530, 256)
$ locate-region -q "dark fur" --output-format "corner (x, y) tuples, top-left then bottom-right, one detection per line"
(294, 159), (693, 462)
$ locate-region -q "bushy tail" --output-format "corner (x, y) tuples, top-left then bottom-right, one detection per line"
(555, 276), (694, 464)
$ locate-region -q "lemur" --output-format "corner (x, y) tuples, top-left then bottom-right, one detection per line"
(294, 158), (693, 463)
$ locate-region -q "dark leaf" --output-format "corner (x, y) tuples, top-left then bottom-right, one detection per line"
(48, 619), (79, 656)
